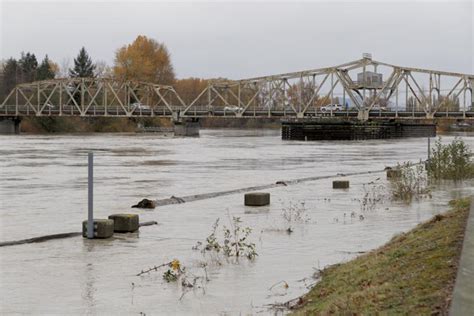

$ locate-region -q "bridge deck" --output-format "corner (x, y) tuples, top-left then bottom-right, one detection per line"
(2, 105), (474, 120)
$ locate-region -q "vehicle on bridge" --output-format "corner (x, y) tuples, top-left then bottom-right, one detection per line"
(224, 106), (243, 114)
(320, 104), (343, 112)
(370, 104), (388, 111)
(131, 102), (151, 110)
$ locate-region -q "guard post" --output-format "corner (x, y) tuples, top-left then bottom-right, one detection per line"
(87, 152), (94, 239)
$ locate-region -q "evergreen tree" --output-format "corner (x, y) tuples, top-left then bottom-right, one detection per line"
(69, 47), (95, 78)
(18, 52), (38, 83)
(0, 58), (20, 101)
(37, 55), (56, 80)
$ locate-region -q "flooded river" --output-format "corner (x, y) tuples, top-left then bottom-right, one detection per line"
(1, 130), (473, 314)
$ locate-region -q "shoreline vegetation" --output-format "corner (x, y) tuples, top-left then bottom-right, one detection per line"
(290, 198), (470, 315)
(15, 116), (473, 134)
(18, 116), (281, 133)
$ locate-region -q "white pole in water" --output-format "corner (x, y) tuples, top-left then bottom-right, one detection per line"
(87, 152), (94, 239)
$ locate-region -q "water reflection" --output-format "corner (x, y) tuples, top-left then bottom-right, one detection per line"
(81, 262), (97, 314)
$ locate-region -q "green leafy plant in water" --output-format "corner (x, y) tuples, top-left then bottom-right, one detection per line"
(137, 259), (185, 282)
(193, 216), (257, 260)
(162, 259), (184, 282)
(427, 137), (474, 181)
(204, 218), (221, 252)
(390, 162), (431, 202)
(162, 269), (179, 282)
(222, 216), (258, 260)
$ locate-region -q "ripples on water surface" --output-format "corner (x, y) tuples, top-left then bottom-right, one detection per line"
(1, 130), (473, 314)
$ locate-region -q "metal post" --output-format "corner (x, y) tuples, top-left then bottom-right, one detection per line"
(330, 72), (334, 116)
(428, 79), (433, 115)
(405, 75), (409, 117)
(427, 137), (431, 161)
(81, 79), (85, 114)
(343, 87), (347, 117)
(87, 152), (94, 239)
(37, 82), (40, 112)
(395, 85), (399, 118)
(59, 83), (62, 116)
(363, 65), (366, 107)
(299, 76), (303, 113)
(463, 79), (466, 118)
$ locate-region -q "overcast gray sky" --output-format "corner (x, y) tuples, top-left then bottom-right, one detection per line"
(1, 0), (472, 79)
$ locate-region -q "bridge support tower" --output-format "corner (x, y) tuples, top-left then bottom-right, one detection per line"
(0, 117), (21, 135)
(357, 109), (369, 121)
(173, 117), (200, 137)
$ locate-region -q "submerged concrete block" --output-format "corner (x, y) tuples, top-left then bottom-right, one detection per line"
(245, 192), (270, 206)
(333, 180), (350, 189)
(108, 214), (139, 233)
(82, 219), (114, 238)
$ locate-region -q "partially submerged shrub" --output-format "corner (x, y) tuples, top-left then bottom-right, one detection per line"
(359, 178), (387, 211)
(194, 216), (258, 260)
(137, 259), (208, 300)
(390, 162), (431, 202)
(136, 259), (184, 282)
(428, 137), (474, 181)
(223, 217), (257, 259)
(281, 201), (310, 233)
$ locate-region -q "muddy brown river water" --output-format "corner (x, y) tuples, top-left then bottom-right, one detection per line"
(1, 130), (473, 314)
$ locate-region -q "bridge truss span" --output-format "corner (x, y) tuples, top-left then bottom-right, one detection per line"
(1, 56), (473, 120)
(0, 78), (186, 117)
(191, 57), (474, 120)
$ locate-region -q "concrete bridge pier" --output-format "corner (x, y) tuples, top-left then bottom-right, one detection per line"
(174, 117), (200, 137)
(357, 109), (369, 121)
(0, 117), (21, 134)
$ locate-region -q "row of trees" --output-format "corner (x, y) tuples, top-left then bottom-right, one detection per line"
(2, 35), (460, 111)
(0, 35), (352, 110)
(0, 47), (99, 101)
(0, 35), (177, 102)
(0, 53), (57, 100)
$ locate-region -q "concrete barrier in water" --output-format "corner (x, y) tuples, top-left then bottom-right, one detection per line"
(245, 192), (270, 206)
(333, 180), (350, 189)
(82, 219), (114, 238)
(108, 214), (139, 233)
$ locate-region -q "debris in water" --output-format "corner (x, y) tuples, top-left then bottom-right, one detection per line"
(132, 198), (156, 209)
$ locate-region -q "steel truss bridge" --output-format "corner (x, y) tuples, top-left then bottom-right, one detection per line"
(1, 55), (473, 121)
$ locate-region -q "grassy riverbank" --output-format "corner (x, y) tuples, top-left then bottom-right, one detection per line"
(292, 198), (470, 315)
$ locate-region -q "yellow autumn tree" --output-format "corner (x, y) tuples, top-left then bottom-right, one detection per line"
(113, 35), (175, 85)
